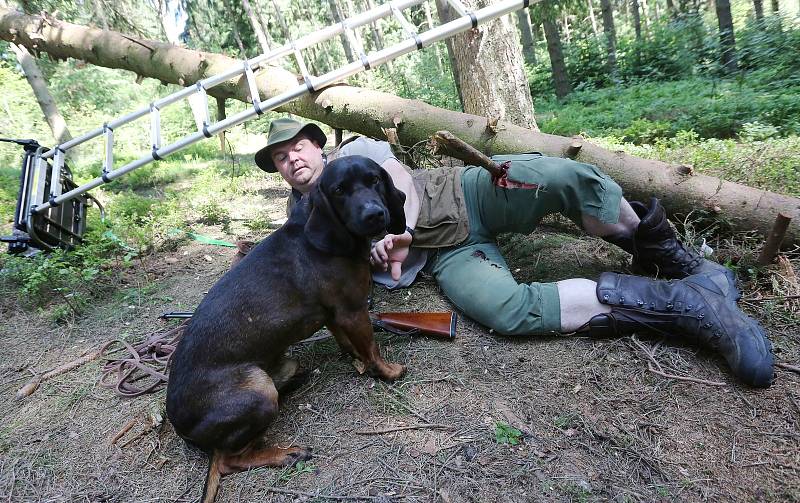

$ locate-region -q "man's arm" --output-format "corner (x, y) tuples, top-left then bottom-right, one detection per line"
(370, 158), (420, 280)
(380, 158), (420, 229)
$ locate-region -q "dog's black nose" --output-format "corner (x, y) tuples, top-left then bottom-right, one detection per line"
(362, 203), (387, 228)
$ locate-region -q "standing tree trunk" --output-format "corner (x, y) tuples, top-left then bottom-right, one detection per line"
(542, 18), (572, 99)
(770, 0), (779, 13)
(10, 43), (73, 146)
(362, 0), (385, 52)
(516, 8), (537, 66)
(600, 0), (617, 79)
(753, 0), (764, 20)
(640, 0), (651, 31)
(436, 0), (536, 129)
(242, 0), (270, 53)
(587, 0), (599, 37)
(270, 0), (291, 42)
(2, 8), (798, 245)
(631, 0), (642, 39)
(666, 0), (676, 16)
(327, 0), (355, 63)
(714, 0), (738, 73)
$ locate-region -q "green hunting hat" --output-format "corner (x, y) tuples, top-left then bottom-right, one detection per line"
(254, 118), (327, 173)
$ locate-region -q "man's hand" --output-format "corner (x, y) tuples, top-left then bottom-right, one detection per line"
(370, 231), (413, 281)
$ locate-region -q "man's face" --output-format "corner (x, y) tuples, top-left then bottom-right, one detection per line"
(270, 134), (324, 193)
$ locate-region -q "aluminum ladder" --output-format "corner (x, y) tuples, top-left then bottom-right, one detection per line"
(8, 0), (537, 252)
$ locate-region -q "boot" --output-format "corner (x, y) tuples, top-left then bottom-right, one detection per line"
(607, 198), (738, 294)
(587, 271), (773, 387)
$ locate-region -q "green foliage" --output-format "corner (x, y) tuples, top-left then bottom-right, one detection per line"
(196, 200), (231, 227)
(494, 421), (523, 446)
(738, 16), (800, 90)
(0, 226), (127, 314)
(538, 77), (800, 140)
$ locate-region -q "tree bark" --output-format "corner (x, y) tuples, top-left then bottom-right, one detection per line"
(515, 9), (537, 67)
(10, 43), (73, 146)
(770, 0), (779, 13)
(2, 8), (798, 246)
(435, 0), (536, 129)
(714, 0), (738, 73)
(753, 0), (764, 20)
(542, 18), (572, 100)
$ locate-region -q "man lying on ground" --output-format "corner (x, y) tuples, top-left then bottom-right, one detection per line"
(253, 117), (774, 388)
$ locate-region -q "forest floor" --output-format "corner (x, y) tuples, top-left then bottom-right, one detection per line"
(1, 166), (799, 502)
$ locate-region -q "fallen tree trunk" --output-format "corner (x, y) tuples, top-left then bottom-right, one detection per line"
(1, 7), (798, 246)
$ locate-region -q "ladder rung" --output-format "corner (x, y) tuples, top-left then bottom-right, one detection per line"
(389, 5), (423, 50)
(103, 123), (114, 177)
(50, 148), (64, 199)
(243, 62), (263, 114)
(293, 47), (316, 92)
(150, 104), (162, 152)
(197, 83), (211, 131)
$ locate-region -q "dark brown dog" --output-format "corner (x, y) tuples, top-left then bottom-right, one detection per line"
(166, 155), (408, 502)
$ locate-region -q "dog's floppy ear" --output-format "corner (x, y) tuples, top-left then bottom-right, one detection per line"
(379, 168), (407, 235)
(304, 182), (357, 256)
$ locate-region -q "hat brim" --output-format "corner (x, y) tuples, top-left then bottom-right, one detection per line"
(254, 123), (327, 173)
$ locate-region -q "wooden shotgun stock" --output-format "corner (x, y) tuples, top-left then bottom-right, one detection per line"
(161, 311), (458, 340)
(371, 312), (457, 340)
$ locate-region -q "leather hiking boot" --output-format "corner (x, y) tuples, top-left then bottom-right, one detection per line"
(606, 198), (738, 298)
(587, 271), (774, 387)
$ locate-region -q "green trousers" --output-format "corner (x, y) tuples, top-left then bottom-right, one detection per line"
(429, 154), (624, 335)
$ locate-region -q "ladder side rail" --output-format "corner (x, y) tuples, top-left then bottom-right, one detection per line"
(14, 148), (35, 228)
(34, 0), (533, 214)
(31, 152), (48, 208)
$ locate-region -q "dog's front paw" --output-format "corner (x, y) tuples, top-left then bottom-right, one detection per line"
(378, 362), (406, 382)
(279, 446), (313, 466)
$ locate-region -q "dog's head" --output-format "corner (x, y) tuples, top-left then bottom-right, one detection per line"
(305, 155), (406, 256)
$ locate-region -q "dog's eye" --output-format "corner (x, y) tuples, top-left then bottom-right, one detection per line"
(333, 186), (344, 196)
(370, 175), (380, 185)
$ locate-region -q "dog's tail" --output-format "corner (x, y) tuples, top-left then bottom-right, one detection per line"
(201, 451), (223, 503)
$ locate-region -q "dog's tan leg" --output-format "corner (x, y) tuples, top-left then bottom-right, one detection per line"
(329, 311), (405, 381)
(218, 443), (312, 474)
